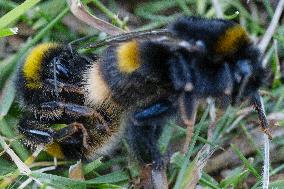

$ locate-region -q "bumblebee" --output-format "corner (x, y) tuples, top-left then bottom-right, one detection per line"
(16, 16), (271, 188)
(16, 43), (124, 159)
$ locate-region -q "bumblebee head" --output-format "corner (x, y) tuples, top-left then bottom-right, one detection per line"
(167, 16), (266, 99)
(230, 45), (266, 104)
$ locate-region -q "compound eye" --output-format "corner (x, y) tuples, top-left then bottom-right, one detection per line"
(237, 60), (251, 76)
(234, 59), (252, 83)
(56, 62), (69, 78)
(195, 40), (206, 52)
(52, 57), (70, 80)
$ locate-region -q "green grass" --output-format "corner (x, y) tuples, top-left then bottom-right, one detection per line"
(0, 0), (284, 188)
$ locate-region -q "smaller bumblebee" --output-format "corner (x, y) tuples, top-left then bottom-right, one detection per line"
(16, 43), (124, 159)
(16, 16), (271, 189)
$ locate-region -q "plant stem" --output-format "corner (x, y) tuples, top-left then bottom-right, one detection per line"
(91, 0), (128, 30)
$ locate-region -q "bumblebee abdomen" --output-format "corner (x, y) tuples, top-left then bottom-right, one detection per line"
(18, 43), (124, 160)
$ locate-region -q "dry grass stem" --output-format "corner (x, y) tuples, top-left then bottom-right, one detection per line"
(0, 136), (31, 175)
(66, 0), (125, 36)
(211, 0), (224, 18)
(258, 0), (284, 53)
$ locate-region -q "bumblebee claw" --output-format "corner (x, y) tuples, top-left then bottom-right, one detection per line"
(262, 128), (273, 140)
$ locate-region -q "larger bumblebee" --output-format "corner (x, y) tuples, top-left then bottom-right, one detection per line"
(16, 16), (271, 188)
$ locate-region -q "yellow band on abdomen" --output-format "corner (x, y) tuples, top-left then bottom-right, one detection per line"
(117, 40), (140, 73)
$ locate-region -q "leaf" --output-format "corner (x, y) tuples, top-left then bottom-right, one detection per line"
(69, 160), (85, 181)
(159, 120), (175, 153)
(83, 157), (103, 175)
(271, 41), (281, 89)
(200, 173), (220, 189)
(173, 107), (209, 189)
(220, 168), (249, 188)
(94, 184), (124, 189)
(0, 74), (16, 117)
(0, 0), (40, 29)
(254, 179), (284, 189)
(0, 117), (29, 160)
(0, 158), (17, 175)
(180, 146), (217, 189)
(170, 152), (185, 168)
(0, 27), (18, 38)
(231, 144), (261, 179)
(32, 172), (86, 189)
(86, 170), (129, 184)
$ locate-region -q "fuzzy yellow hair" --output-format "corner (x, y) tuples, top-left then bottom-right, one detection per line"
(215, 25), (250, 54)
(117, 40), (140, 73)
(45, 142), (64, 159)
(23, 43), (58, 89)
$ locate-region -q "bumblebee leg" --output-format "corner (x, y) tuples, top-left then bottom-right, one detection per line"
(133, 101), (171, 121)
(168, 49), (193, 91)
(18, 113), (91, 146)
(45, 79), (84, 95)
(179, 92), (199, 154)
(19, 114), (90, 145)
(38, 101), (109, 131)
(251, 92), (272, 139)
(40, 101), (93, 117)
(18, 116), (54, 144)
(53, 122), (91, 149)
(18, 115), (89, 158)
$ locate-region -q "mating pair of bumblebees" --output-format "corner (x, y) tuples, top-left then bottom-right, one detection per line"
(16, 16), (271, 188)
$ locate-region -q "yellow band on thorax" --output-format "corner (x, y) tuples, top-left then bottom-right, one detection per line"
(215, 25), (250, 55)
(23, 43), (58, 89)
(117, 40), (140, 73)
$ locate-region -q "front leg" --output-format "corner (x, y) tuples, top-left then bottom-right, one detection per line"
(53, 122), (90, 149)
(18, 117), (54, 144)
(18, 116), (90, 159)
(36, 101), (110, 132)
(251, 92), (272, 139)
(18, 114), (91, 147)
(45, 79), (85, 96)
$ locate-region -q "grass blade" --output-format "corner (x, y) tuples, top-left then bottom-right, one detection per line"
(0, 27), (18, 38)
(0, 0), (40, 29)
(231, 144), (261, 179)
